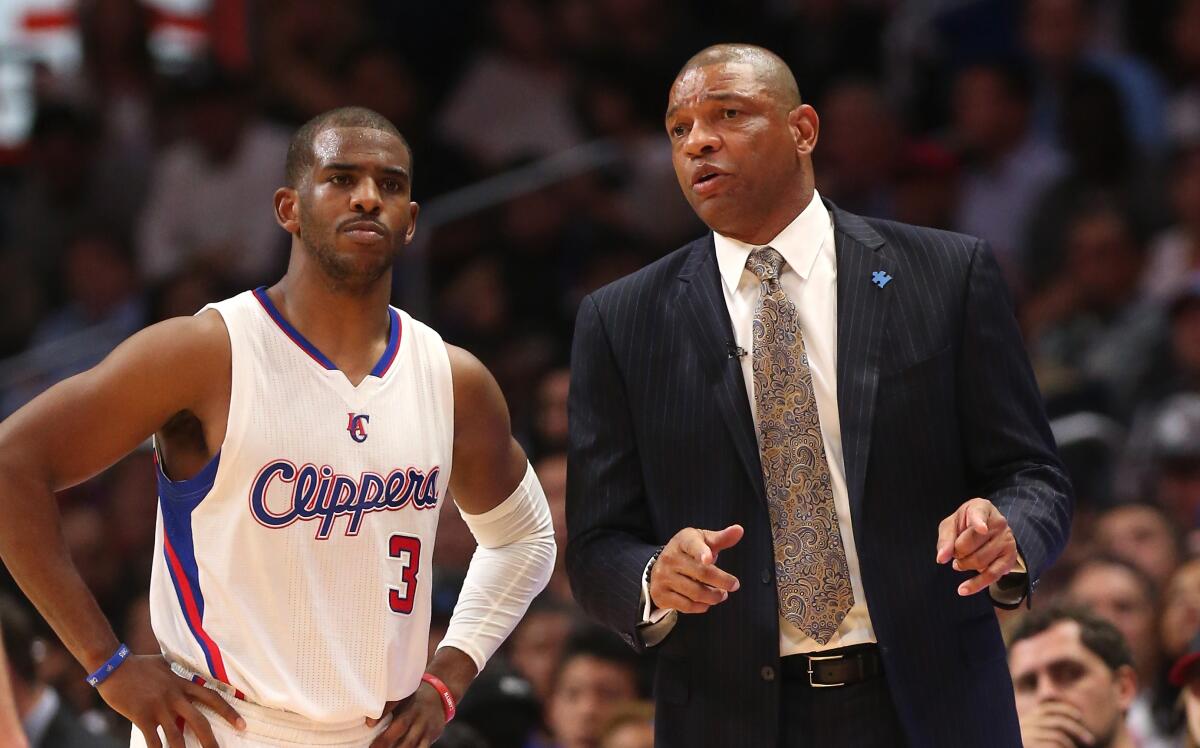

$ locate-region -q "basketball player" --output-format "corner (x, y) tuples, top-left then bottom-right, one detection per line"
(0, 107), (556, 748)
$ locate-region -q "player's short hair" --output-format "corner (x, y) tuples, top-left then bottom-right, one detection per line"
(285, 106), (411, 188)
(1008, 602), (1133, 673)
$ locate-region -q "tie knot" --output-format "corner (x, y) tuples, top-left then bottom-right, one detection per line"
(746, 246), (785, 283)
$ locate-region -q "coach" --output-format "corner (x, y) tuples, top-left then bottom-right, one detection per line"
(566, 44), (1072, 747)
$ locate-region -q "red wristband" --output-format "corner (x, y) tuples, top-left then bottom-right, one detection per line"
(421, 672), (456, 723)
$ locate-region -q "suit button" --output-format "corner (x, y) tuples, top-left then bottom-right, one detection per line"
(762, 568), (772, 584)
(761, 666), (775, 682)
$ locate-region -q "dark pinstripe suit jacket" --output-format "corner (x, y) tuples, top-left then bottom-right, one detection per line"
(566, 201), (1073, 747)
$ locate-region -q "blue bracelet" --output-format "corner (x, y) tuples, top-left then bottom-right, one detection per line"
(85, 643), (130, 687)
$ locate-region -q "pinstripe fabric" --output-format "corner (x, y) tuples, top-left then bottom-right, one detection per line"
(566, 200), (1073, 747)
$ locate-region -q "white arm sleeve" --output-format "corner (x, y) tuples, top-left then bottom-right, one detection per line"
(437, 462), (556, 671)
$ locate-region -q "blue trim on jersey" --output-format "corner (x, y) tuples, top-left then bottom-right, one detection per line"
(253, 287), (399, 377)
(157, 450), (222, 678)
(252, 287), (337, 370)
(370, 308), (401, 378)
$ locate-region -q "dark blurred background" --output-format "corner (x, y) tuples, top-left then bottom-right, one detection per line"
(2, 0), (1200, 746)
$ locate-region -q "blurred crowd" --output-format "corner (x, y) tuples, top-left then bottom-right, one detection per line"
(3, 0), (1200, 745)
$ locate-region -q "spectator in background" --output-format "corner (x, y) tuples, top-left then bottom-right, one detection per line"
(1008, 604), (1139, 748)
(1094, 503), (1185, 589)
(1121, 394), (1200, 538)
(1065, 555), (1174, 746)
(1165, 0), (1200, 143)
(2, 230), (146, 416)
(4, 101), (136, 282)
(572, 63), (701, 247)
(1163, 560), (1200, 666)
(0, 596), (119, 748)
(598, 700), (654, 748)
(1024, 201), (1165, 416)
(1143, 145), (1200, 302)
(544, 625), (643, 748)
(951, 59), (1066, 288)
(437, 0), (583, 169)
(1024, 71), (1168, 293)
(508, 593), (577, 703)
(812, 79), (900, 219)
(136, 68), (289, 287)
(258, 0), (369, 122)
(891, 141), (960, 233)
(1169, 632), (1200, 747)
(1022, 0), (1167, 154)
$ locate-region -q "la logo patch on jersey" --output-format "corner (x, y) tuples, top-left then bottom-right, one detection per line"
(346, 413), (370, 443)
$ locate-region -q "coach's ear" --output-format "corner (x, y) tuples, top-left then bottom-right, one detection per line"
(275, 187), (300, 235)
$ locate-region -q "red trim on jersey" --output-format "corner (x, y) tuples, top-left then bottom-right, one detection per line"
(162, 533), (232, 684)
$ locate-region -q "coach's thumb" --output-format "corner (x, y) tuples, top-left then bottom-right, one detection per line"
(702, 524), (744, 562)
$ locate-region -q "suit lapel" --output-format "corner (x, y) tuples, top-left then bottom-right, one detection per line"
(830, 202), (890, 534)
(677, 237), (766, 502)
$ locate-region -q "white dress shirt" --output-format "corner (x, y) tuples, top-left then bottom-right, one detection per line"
(641, 191), (877, 655)
(639, 191), (1023, 653)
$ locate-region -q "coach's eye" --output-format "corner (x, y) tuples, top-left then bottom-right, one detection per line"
(723, 108), (739, 119)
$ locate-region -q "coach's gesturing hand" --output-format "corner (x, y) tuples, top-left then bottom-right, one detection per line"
(99, 655), (245, 748)
(649, 524), (743, 614)
(936, 498), (1020, 596)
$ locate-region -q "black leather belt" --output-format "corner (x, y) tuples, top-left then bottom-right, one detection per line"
(781, 644), (883, 688)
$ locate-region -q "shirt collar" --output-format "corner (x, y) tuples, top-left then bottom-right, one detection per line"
(713, 190), (831, 294)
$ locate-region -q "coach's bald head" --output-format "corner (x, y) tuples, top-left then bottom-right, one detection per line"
(675, 44), (802, 112)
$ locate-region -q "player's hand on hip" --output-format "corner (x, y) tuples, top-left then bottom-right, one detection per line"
(936, 497), (1019, 596)
(1018, 701), (1097, 747)
(367, 682), (445, 748)
(649, 524), (743, 614)
(97, 655), (245, 748)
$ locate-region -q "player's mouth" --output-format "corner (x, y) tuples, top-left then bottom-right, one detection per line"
(340, 220), (390, 244)
(691, 164), (730, 196)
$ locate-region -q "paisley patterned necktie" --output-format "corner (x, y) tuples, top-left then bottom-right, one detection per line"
(746, 246), (853, 645)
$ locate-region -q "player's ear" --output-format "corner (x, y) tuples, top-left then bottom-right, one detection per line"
(275, 187), (300, 234)
(403, 202), (419, 245)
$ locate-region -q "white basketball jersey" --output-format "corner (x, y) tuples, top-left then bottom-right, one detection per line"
(147, 288), (454, 723)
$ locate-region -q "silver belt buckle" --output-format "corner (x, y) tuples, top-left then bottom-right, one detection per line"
(807, 653), (846, 688)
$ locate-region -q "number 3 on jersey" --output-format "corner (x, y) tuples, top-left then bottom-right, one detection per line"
(388, 534), (421, 615)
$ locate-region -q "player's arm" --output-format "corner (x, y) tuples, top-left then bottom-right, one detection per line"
(370, 345), (555, 748)
(0, 312), (243, 748)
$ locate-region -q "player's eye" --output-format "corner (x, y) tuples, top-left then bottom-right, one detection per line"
(670, 124), (688, 138)
(330, 174), (352, 185)
(381, 179), (401, 192)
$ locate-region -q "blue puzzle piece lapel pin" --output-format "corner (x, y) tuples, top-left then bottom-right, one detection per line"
(871, 270), (893, 288)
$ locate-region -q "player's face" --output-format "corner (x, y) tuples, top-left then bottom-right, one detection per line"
(1008, 621), (1134, 745)
(296, 127), (418, 289)
(665, 62), (812, 242)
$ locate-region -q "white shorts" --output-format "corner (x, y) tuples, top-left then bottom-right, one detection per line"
(127, 688), (391, 748)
